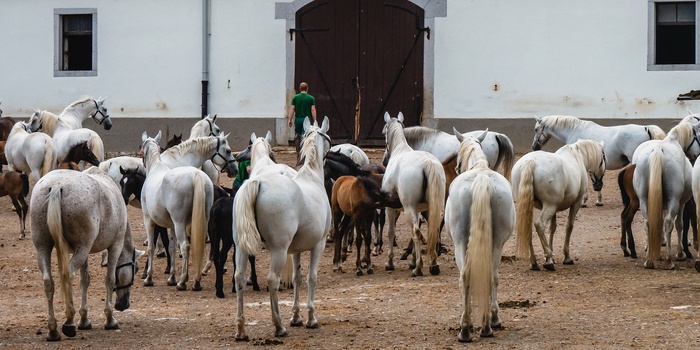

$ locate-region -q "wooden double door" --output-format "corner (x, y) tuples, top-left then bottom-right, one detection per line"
(294, 0), (425, 145)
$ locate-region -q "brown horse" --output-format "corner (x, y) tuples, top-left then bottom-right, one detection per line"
(331, 174), (386, 276)
(58, 141), (101, 170)
(0, 171), (29, 238)
(0, 116), (17, 141)
(0, 140), (7, 171)
(618, 164), (697, 259)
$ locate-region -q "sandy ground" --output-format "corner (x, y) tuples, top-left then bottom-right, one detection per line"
(1, 147), (700, 349)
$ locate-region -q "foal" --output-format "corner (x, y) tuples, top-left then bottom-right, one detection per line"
(0, 171), (29, 238)
(58, 141), (101, 170)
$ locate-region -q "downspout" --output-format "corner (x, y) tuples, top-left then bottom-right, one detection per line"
(201, 0), (211, 117)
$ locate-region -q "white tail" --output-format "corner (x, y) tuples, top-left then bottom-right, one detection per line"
(647, 148), (664, 264)
(464, 174), (494, 328)
(515, 160), (536, 260)
(87, 133), (105, 161)
(424, 159), (446, 264)
(46, 187), (73, 307)
(40, 139), (56, 177)
(190, 172), (208, 282)
(234, 179), (263, 256)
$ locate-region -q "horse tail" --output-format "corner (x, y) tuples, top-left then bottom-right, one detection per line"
(88, 134), (105, 161)
(40, 140), (55, 177)
(20, 173), (29, 197)
(465, 174), (494, 327)
(424, 159), (446, 263)
(234, 178), (262, 256)
(190, 172), (208, 281)
(47, 187), (72, 307)
(493, 133), (515, 182)
(280, 254), (293, 289)
(647, 125), (666, 140)
(647, 148), (664, 264)
(618, 166), (631, 208)
(515, 159), (536, 260)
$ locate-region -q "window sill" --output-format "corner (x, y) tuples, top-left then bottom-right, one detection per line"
(647, 63), (700, 71)
(54, 70), (97, 77)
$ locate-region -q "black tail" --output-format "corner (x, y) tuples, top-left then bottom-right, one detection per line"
(617, 169), (630, 208)
(20, 173), (29, 197)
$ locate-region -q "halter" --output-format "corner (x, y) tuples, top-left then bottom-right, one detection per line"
(210, 136), (236, 172)
(91, 100), (109, 125)
(114, 248), (136, 291)
(534, 125), (551, 148)
(685, 126), (700, 154)
(205, 118), (219, 137)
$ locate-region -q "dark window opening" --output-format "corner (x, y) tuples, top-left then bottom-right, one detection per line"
(656, 2), (696, 65)
(62, 14), (92, 71)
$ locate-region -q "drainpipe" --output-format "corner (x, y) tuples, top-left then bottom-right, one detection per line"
(201, 0), (211, 117)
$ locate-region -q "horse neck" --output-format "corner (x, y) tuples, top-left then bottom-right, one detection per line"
(59, 103), (92, 127)
(458, 144), (489, 172)
(189, 119), (215, 139)
(557, 144), (588, 171)
(250, 141), (275, 172)
(164, 138), (215, 167)
(548, 118), (599, 144)
(665, 124), (692, 149)
(143, 142), (169, 175)
(297, 134), (326, 183)
(387, 125), (412, 156)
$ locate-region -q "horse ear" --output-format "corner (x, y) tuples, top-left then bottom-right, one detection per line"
(477, 129), (489, 143)
(154, 130), (162, 143)
(202, 114), (209, 120)
(265, 130), (272, 143)
(535, 116), (542, 123)
(599, 140), (606, 148)
(397, 112), (404, 123)
(303, 116), (312, 134)
(250, 132), (257, 143)
(384, 112), (391, 123)
(320, 116), (330, 134)
(119, 166), (127, 175)
(212, 114), (218, 122)
(141, 131), (148, 143)
(453, 127), (464, 142)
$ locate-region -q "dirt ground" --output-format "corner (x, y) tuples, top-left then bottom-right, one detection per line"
(1, 146), (700, 349)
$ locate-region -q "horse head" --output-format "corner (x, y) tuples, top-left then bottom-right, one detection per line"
(300, 116), (331, 169)
(114, 247), (142, 311)
(454, 128), (489, 173)
(27, 109), (43, 132)
(211, 133), (238, 178)
(532, 116), (550, 151)
(196, 114), (221, 137)
(119, 166), (146, 206)
(91, 97), (112, 130)
(382, 111), (405, 166)
(66, 141), (101, 168)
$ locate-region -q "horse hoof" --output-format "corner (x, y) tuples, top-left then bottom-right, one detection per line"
(253, 285), (261, 292)
(581, 203), (587, 208)
(192, 281), (202, 291)
(458, 328), (472, 343)
(234, 333), (249, 342)
(143, 278), (154, 287)
(290, 318), (304, 327)
(46, 330), (61, 342)
(367, 268), (374, 275)
(408, 263), (416, 270)
(216, 290), (225, 298)
(491, 320), (503, 329)
(356, 270), (364, 277)
(177, 283), (187, 291)
(275, 327), (289, 337)
(429, 265), (440, 275)
(140, 272), (148, 279)
(104, 322), (119, 331)
(164, 268), (171, 275)
(61, 324), (77, 338)
(156, 251), (166, 258)
(78, 321), (92, 330)
(480, 327), (494, 338)
(562, 259), (574, 265)
(644, 260), (655, 269)
(530, 264), (540, 271)
(167, 277), (177, 286)
(306, 320), (319, 329)
(695, 260), (700, 272)
(543, 263), (555, 271)
(630, 253), (637, 259)
(411, 269), (423, 277)
(385, 263), (394, 271)
(595, 202), (604, 207)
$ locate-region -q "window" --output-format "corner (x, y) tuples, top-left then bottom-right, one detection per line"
(54, 8), (97, 77)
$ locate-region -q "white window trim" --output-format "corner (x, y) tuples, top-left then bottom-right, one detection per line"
(648, 0), (700, 71)
(54, 8), (98, 77)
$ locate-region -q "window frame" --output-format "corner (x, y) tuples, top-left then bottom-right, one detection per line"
(648, 0), (700, 71)
(54, 8), (97, 77)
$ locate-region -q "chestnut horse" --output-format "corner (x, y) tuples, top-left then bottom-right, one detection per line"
(0, 171), (29, 238)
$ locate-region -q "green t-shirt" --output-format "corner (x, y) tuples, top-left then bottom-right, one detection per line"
(233, 159), (251, 187)
(291, 92), (315, 118)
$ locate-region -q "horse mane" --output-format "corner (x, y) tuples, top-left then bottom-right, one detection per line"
(163, 136), (214, 158)
(357, 175), (384, 202)
(403, 126), (442, 147)
(666, 121), (693, 147)
(66, 96), (93, 108)
(250, 137), (275, 168)
(571, 139), (605, 171)
(38, 110), (60, 135)
(299, 129), (320, 166)
(386, 120), (412, 155)
(541, 115), (591, 131)
(456, 138), (489, 173)
(325, 151), (368, 175)
(143, 138), (162, 171)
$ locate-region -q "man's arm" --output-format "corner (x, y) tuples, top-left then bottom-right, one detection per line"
(287, 105), (295, 127)
(311, 105), (317, 123)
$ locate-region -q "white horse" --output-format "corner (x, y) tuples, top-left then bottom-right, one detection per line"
(186, 114), (226, 184)
(532, 115), (665, 206)
(30, 167), (140, 341)
(4, 121), (56, 181)
(381, 112), (446, 276)
(140, 131), (214, 291)
(233, 117), (331, 340)
(513, 139), (606, 271)
(330, 143), (370, 166)
(159, 134), (238, 177)
(27, 96), (111, 166)
(634, 120), (700, 269)
(249, 130), (298, 179)
(445, 130), (514, 342)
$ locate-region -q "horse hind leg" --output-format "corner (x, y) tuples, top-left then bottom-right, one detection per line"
(77, 263), (92, 331)
(408, 210), (424, 277)
(266, 250), (288, 337)
(11, 197), (25, 239)
(38, 249), (60, 341)
(534, 207), (557, 270)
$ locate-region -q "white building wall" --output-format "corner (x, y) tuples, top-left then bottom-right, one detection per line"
(435, 0), (700, 121)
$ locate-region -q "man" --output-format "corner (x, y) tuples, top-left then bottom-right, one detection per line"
(287, 82), (317, 161)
